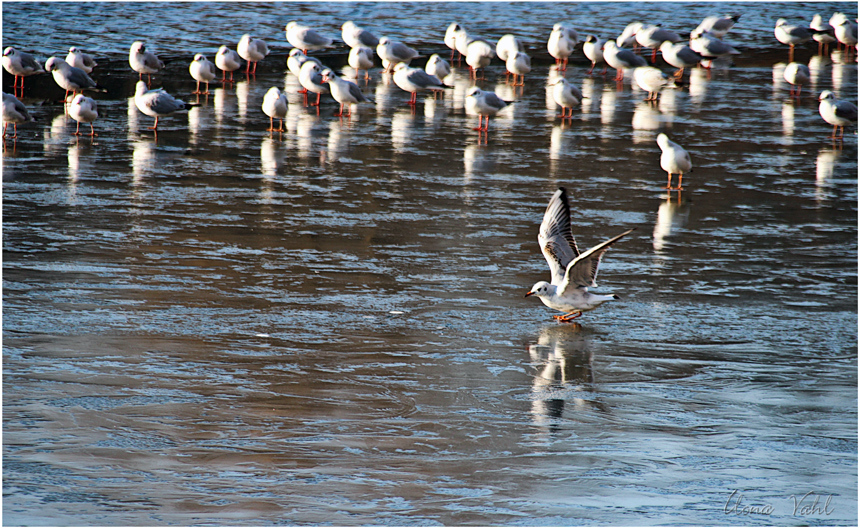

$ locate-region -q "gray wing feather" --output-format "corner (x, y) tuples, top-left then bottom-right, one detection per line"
(20, 52), (43, 71)
(391, 42), (418, 61)
(484, 92), (508, 110)
(677, 47), (703, 64)
(538, 188), (580, 284)
(357, 30), (379, 47)
(408, 69), (442, 88)
(144, 53), (164, 70)
(560, 228), (635, 293)
(68, 66), (97, 88)
(303, 29), (332, 47)
(618, 48), (647, 66)
(348, 82), (369, 102)
(835, 101), (858, 121)
(148, 92), (185, 114)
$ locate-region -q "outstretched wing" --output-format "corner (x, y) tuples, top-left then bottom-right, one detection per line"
(559, 228), (635, 295)
(538, 187), (580, 285)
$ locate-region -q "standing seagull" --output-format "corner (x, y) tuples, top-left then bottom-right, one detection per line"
(694, 14), (741, 39)
(134, 80), (186, 133)
(818, 90), (857, 139)
(237, 34), (269, 74)
(45, 56), (100, 101)
(634, 66), (671, 101)
(547, 23), (576, 71)
(635, 25), (683, 62)
(322, 68), (372, 117)
(445, 22), (462, 61)
(215, 45), (242, 83)
(603, 41), (648, 81)
(424, 54), (451, 81)
(392, 62), (446, 105)
(810, 14), (836, 54)
(262, 86), (287, 132)
(129, 41), (164, 82)
(775, 18), (823, 61)
(656, 133), (692, 190)
(525, 187), (634, 322)
(65, 47), (97, 73)
(298, 61), (329, 106)
(2, 47), (44, 91)
(783, 62), (810, 98)
(377, 37), (420, 72)
(465, 86), (509, 131)
(189, 54), (217, 94)
(348, 46), (375, 81)
(583, 35), (606, 75)
(286, 21), (335, 54)
(506, 51), (531, 86)
(660, 41), (703, 78)
(2, 92), (35, 139)
(69, 94), (99, 136)
(342, 21), (379, 48)
(550, 77), (582, 119)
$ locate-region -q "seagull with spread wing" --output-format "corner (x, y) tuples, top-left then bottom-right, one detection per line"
(525, 187), (634, 322)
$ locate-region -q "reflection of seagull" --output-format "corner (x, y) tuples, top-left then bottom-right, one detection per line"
(529, 324), (595, 426)
(657, 133), (692, 190)
(818, 90), (857, 139)
(525, 187), (634, 322)
(653, 194), (690, 251)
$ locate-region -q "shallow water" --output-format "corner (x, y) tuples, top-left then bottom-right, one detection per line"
(3, 1), (859, 526)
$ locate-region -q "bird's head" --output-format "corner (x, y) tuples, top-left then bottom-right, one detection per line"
(525, 281), (552, 299)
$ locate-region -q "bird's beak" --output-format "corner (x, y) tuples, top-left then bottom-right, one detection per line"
(524, 291), (534, 298)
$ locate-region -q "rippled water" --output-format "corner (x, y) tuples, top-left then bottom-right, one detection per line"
(3, 1), (858, 526)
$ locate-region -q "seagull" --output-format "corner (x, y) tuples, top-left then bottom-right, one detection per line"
(455, 27), (474, 61)
(656, 133), (692, 190)
(775, 18), (825, 60)
(237, 34), (269, 74)
(134, 80), (186, 132)
(342, 21), (379, 48)
(783, 62), (810, 97)
(694, 14), (741, 39)
(68, 93), (99, 136)
(348, 46), (375, 80)
(45, 56), (100, 101)
(129, 41), (164, 82)
(322, 68), (372, 117)
(286, 21), (335, 54)
(444, 22), (462, 61)
(287, 48), (322, 80)
(634, 66), (671, 101)
(550, 77), (582, 119)
(2, 92), (34, 138)
(2, 47), (44, 90)
(810, 14), (836, 54)
(496, 34), (524, 80)
(377, 37), (420, 72)
(189, 54), (216, 94)
(547, 23), (576, 71)
(603, 41), (647, 81)
(689, 29), (741, 67)
(525, 187), (634, 322)
(262, 86), (287, 131)
(465, 86), (509, 131)
(215, 45), (242, 83)
(616, 21), (644, 49)
(660, 41), (703, 78)
(506, 51), (531, 86)
(635, 25), (683, 62)
(65, 47), (97, 73)
(465, 39), (494, 79)
(298, 61), (329, 106)
(818, 90), (857, 139)
(392, 62), (446, 104)
(835, 18), (858, 51)
(583, 35), (606, 75)
(424, 54), (451, 81)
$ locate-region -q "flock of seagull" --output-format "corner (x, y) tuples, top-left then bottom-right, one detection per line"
(1, 12), (858, 320)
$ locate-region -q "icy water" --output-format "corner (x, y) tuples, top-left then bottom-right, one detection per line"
(3, 1), (858, 526)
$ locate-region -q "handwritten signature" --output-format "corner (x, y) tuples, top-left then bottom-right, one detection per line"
(724, 490), (835, 516)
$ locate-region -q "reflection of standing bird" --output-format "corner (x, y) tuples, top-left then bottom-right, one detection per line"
(525, 187), (634, 322)
(656, 133), (692, 190)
